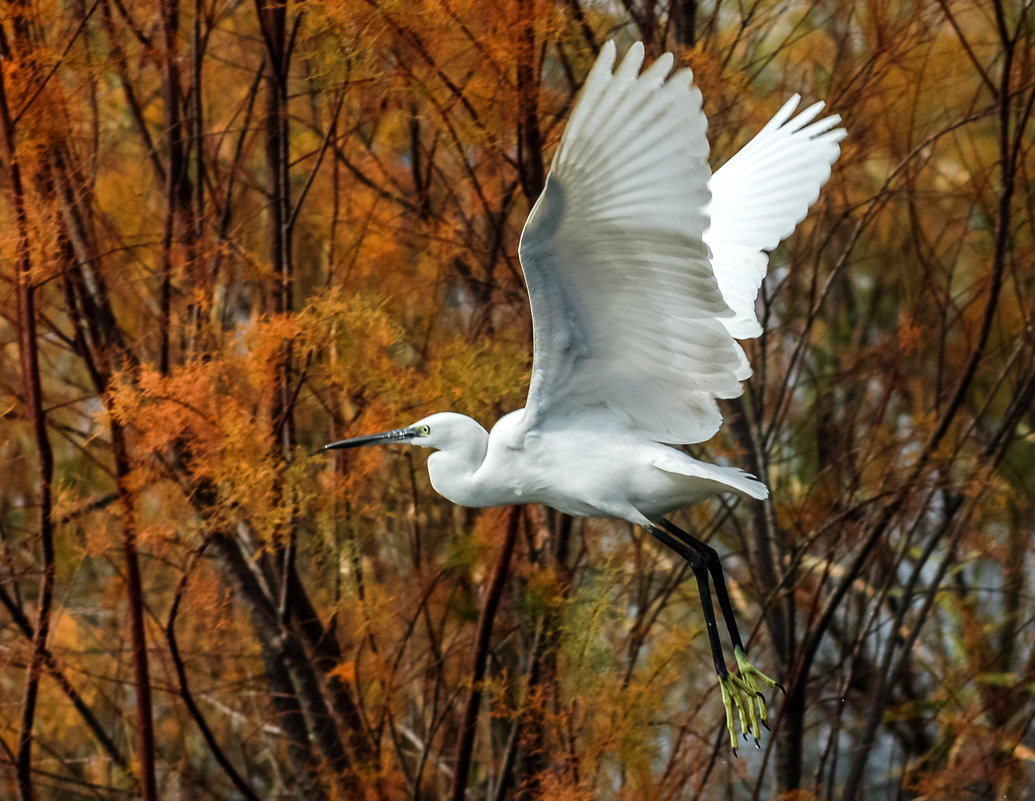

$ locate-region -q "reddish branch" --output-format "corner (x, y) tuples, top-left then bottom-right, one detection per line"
(110, 425), (159, 801)
(0, 37), (56, 801)
(167, 547), (263, 801)
(99, 0), (166, 184)
(512, 512), (575, 797)
(3, 16), (156, 797)
(0, 586), (126, 770)
(159, 0), (193, 374)
(55, 198), (158, 799)
(450, 507), (521, 801)
(516, 0), (545, 203)
(839, 3), (1022, 796)
(208, 529), (361, 798)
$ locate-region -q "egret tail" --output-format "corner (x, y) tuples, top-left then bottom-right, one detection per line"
(649, 450), (769, 502)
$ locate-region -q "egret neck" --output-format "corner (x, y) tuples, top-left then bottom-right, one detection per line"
(423, 414), (490, 506)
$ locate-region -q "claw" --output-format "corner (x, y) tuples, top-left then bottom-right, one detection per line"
(717, 647), (780, 751)
(719, 678), (739, 752)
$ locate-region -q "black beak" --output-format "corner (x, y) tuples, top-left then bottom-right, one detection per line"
(323, 427), (420, 452)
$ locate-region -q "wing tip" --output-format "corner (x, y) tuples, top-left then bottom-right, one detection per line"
(740, 474), (770, 500)
(771, 94), (802, 127)
(615, 40), (645, 77)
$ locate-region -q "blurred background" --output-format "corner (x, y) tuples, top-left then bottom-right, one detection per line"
(0, 1), (1032, 798)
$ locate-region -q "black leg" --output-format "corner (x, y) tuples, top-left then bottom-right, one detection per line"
(657, 518), (746, 655)
(650, 518), (782, 753)
(646, 525), (728, 680)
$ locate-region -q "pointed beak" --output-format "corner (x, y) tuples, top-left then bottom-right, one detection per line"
(322, 426), (421, 452)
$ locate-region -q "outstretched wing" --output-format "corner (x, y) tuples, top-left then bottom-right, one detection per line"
(705, 97), (846, 339)
(518, 41), (742, 445)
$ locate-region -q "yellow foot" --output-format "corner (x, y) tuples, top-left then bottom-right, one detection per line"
(718, 646), (782, 755)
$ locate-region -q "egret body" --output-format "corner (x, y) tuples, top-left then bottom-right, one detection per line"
(326, 40), (844, 751)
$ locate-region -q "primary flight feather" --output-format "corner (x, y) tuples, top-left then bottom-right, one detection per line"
(326, 40), (845, 750)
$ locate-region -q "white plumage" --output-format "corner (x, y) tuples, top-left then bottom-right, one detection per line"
(706, 95), (844, 339)
(326, 40), (845, 749)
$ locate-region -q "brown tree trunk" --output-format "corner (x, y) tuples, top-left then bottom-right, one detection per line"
(516, 0), (545, 203)
(451, 507), (521, 801)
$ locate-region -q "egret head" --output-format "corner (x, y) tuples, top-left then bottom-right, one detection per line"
(323, 412), (486, 454)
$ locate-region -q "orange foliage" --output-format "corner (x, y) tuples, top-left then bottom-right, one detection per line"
(1, 0), (1033, 799)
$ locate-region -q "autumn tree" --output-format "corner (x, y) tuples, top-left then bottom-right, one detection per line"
(1, 0), (1033, 799)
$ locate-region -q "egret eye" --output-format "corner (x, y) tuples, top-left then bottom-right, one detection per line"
(418, 425), (431, 436)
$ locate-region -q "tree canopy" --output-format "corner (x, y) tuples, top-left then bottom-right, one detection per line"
(1, 1), (1033, 799)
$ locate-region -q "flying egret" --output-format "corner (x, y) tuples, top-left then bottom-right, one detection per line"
(326, 40), (844, 751)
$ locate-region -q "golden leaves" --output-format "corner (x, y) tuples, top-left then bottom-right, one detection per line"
(3, 0), (1034, 797)
(100, 294), (398, 538)
(329, 660), (357, 684)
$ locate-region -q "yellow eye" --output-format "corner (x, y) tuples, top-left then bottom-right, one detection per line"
(418, 425), (430, 436)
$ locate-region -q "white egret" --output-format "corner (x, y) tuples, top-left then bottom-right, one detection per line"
(326, 40), (844, 751)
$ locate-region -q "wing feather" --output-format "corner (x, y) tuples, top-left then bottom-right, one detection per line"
(705, 96), (846, 339)
(517, 42), (844, 446)
(518, 41), (737, 444)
